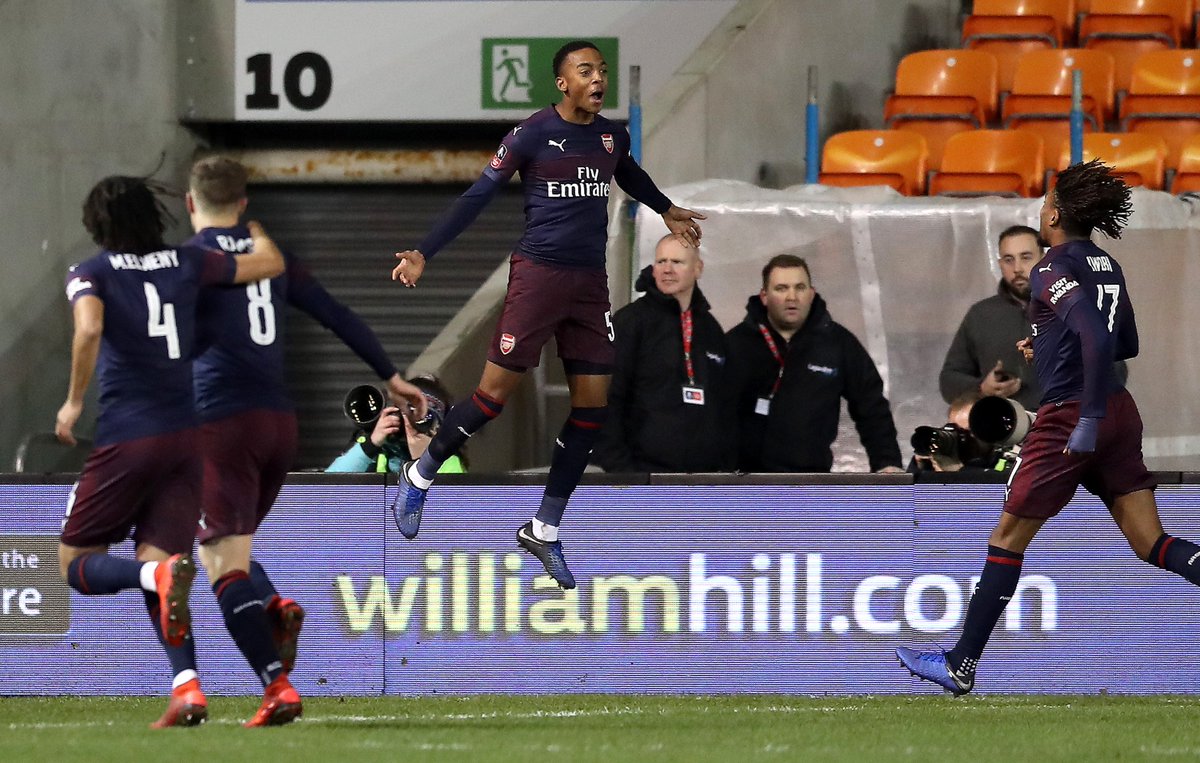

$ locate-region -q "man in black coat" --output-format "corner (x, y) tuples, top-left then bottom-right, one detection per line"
(726, 254), (903, 473)
(593, 235), (733, 472)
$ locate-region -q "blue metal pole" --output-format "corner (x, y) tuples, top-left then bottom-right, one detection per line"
(805, 65), (820, 184)
(1070, 68), (1084, 166)
(627, 65), (642, 220)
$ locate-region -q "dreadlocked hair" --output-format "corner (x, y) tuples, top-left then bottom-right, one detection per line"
(81, 176), (177, 254)
(1052, 158), (1132, 240)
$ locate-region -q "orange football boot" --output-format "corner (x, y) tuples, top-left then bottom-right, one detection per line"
(153, 554), (195, 647)
(150, 678), (207, 728)
(244, 673), (303, 727)
(268, 597), (305, 674)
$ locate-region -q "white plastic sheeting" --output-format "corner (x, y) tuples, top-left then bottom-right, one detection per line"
(636, 181), (1200, 471)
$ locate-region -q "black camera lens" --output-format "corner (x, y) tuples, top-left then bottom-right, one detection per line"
(344, 385), (386, 428)
(911, 426), (938, 456)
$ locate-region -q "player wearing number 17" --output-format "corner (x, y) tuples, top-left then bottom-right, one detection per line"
(56, 176), (285, 728)
(898, 159), (1200, 695)
(390, 40), (705, 588)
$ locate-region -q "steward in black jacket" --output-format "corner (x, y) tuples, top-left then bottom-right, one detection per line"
(726, 293), (902, 472)
(593, 265), (734, 472)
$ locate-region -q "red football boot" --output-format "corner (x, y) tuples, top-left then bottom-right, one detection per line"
(244, 673), (303, 728)
(149, 678), (207, 729)
(153, 554), (195, 647)
(267, 596), (305, 674)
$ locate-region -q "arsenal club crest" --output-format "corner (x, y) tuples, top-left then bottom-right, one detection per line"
(499, 333), (516, 355)
(601, 134), (614, 154)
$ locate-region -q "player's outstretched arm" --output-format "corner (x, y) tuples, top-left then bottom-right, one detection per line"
(661, 205), (706, 248)
(56, 295), (104, 445)
(392, 250), (426, 288)
(386, 373), (428, 421)
(233, 221), (286, 283)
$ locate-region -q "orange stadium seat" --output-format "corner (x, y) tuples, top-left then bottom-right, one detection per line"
(1003, 48), (1114, 166)
(819, 130), (930, 195)
(929, 129), (1046, 196)
(962, 0), (1075, 91)
(1168, 133), (1200, 191)
(1121, 50), (1200, 167)
(884, 50), (999, 169)
(1057, 132), (1168, 187)
(1078, 0), (1193, 91)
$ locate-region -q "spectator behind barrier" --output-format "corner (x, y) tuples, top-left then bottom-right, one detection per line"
(725, 254), (903, 473)
(593, 235), (733, 472)
(940, 225), (1045, 411)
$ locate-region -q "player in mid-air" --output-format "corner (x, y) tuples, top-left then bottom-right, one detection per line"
(55, 175), (285, 727)
(185, 156), (427, 726)
(390, 40), (705, 588)
(897, 159), (1200, 694)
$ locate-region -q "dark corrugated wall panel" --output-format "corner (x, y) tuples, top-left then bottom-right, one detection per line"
(244, 184), (526, 469)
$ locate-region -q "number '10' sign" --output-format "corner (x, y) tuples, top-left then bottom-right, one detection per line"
(245, 52), (333, 111)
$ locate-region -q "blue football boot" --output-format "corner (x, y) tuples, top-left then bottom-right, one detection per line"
(516, 522), (576, 589)
(896, 646), (974, 695)
(391, 460), (428, 539)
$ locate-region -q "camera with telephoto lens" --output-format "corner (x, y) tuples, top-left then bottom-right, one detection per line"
(342, 384), (446, 437)
(910, 424), (983, 461)
(911, 396), (1035, 471)
(968, 395), (1033, 448)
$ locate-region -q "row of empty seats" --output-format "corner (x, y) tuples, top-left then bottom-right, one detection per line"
(820, 129), (1200, 196)
(965, 0), (1200, 90)
(884, 47), (1200, 171)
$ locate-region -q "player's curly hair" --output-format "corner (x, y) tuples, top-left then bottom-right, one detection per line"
(1051, 158), (1132, 240)
(81, 176), (176, 254)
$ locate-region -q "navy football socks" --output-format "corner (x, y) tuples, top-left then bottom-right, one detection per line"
(1147, 533), (1200, 586)
(248, 559), (280, 606)
(536, 407), (607, 527)
(416, 388), (504, 481)
(66, 553), (143, 595)
(143, 590), (198, 682)
(947, 545), (1024, 673)
(213, 570), (284, 687)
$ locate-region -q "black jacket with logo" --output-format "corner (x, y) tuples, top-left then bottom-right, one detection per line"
(593, 266), (734, 472)
(725, 293), (902, 472)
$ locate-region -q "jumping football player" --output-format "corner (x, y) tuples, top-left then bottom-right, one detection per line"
(390, 40), (705, 588)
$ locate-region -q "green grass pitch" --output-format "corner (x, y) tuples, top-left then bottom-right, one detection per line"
(3, 694), (1199, 762)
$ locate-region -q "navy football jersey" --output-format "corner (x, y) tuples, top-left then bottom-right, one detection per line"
(420, 106), (671, 269)
(1028, 239), (1138, 418)
(190, 225), (396, 422)
(65, 246), (237, 445)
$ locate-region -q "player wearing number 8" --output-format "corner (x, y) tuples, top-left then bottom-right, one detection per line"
(898, 160), (1200, 695)
(185, 157), (425, 726)
(56, 175), (285, 727)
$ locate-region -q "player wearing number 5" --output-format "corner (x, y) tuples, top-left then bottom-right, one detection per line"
(185, 157), (425, 726)
(390, 41), (705, 589)
(56, 176), (285, 728)
(898, 160), (1200, 694)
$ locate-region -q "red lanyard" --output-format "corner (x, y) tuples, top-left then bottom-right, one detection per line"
(681, 309), (696, 385)
(758, 323), (785, 398)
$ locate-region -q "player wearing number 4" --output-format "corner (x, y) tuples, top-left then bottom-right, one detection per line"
(898, 159), (1200, 694)
(390, 40), (705, 588)
(56, 176), (285, 728)
(185, 157), (426, 726)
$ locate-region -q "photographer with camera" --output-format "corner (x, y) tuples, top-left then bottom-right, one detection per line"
(909, 391), (1033, 474)
(328, 375), (465, 475)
